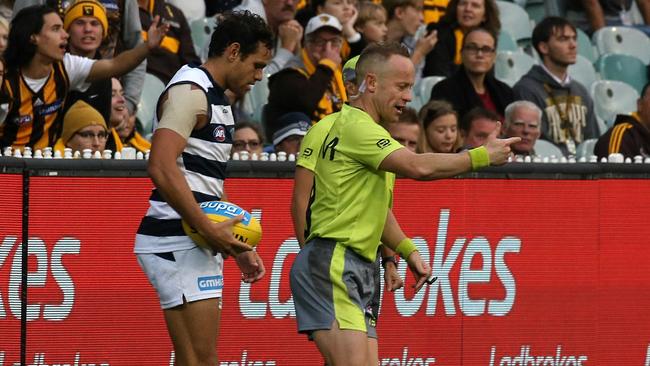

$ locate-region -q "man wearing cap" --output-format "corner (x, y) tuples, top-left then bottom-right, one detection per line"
(265, 13), (346, 141)
(271, 111), (310, 154)
(54, 99), (109, 154)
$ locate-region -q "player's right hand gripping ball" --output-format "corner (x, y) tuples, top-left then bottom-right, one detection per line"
(182, 201), (262, 248)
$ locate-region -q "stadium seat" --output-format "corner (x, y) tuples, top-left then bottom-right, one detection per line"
(412, 76), (445, 110)
(568, 55), (598, 89)
(524, 0), (546, 24)
(576, 138), (598, 159)
(190, 16), (217, 57)
(496, 1), (533, 45)
(136, 73), (166, 137)
(597, 53), (648, 95)
(534, 139), (564, 157)
(590, 80), (639, 128)
(592, 26), (650, 65)
(497, 31), (519, 52)
(576, 28), (598, 64)
(494, 51), (537, 86)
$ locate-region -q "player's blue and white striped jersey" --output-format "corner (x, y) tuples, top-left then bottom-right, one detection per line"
(134, 64), (233, 253)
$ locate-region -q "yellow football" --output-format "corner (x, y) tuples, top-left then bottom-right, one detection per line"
(182, 201), (262, 248)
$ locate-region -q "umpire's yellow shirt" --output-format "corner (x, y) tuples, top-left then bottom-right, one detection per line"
(306, 104), (403, 262)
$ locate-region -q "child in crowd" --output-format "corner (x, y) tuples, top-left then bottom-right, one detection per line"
(354, 1), (388, 43)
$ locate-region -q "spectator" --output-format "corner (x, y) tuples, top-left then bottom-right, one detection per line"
(55, 100), (109, 154)
(271, 111), (310, 154)
(235, 0), (303, 75)
(430, 27), (512, 121)
(137, 0), (200, 84)
(423, 0), (449, 24)
(0, 16), (7, 54)
(232, 121), (265, 156)
(265, 13), (346, 140)
(461, 106), (499, 148)
(417, 99), (460, 153)
(595, 82), (650, 159)
(309, 0), (365, 59)
(385, 0), (438, 69)
(63, 0), (111, 122)
(567, 0), (650, 36)
(386, 106), (420, 152)
(120, 107), (150, 152)
(111, 77), (150, 152)
(0, 5), (167, 150)
(513, 17), (599, 156)
(503, 100), (542, 156)
(14, 0), (147, 115)
(354, 1), (387, 44)
(423, 0), (500, 77)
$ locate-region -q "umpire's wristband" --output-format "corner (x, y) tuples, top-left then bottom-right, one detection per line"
(395, 238), (417, 260)
(468, 146), (490, 170)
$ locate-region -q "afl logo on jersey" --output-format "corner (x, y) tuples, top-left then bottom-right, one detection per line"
(213, 125), (226, 142)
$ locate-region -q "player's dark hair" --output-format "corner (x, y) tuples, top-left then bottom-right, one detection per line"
(208, 10), (274, 60)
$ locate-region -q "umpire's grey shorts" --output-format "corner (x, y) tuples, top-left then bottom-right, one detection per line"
(290, 238), (378, 338)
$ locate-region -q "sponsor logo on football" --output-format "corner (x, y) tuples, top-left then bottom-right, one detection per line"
(199, 201), (250, 224)
(198, 275), (223, 291)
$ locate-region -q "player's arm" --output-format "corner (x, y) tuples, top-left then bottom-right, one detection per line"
(86, 16), (169, 83)
(381, 210), (431, 292)
(221, 191), (266, 283)
(291, 166), (314, 248)
(379, 123), (519, 180)
(147, 87), (252, 257)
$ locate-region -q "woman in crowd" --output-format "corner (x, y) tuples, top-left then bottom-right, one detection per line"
(422, 0), (500, 77)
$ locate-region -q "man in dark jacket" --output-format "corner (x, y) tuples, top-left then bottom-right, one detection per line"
(595, 82), (650, 159)
(430, 27), (513, 122)
(513, 17), (599, 156)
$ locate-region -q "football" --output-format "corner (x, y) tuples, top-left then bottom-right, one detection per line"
(182, 201), (262, 248)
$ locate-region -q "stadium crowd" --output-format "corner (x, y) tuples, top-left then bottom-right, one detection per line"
(0, 0), (649, 161)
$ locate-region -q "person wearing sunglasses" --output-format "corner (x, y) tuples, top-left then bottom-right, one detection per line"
(55, 100), (109, 155)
